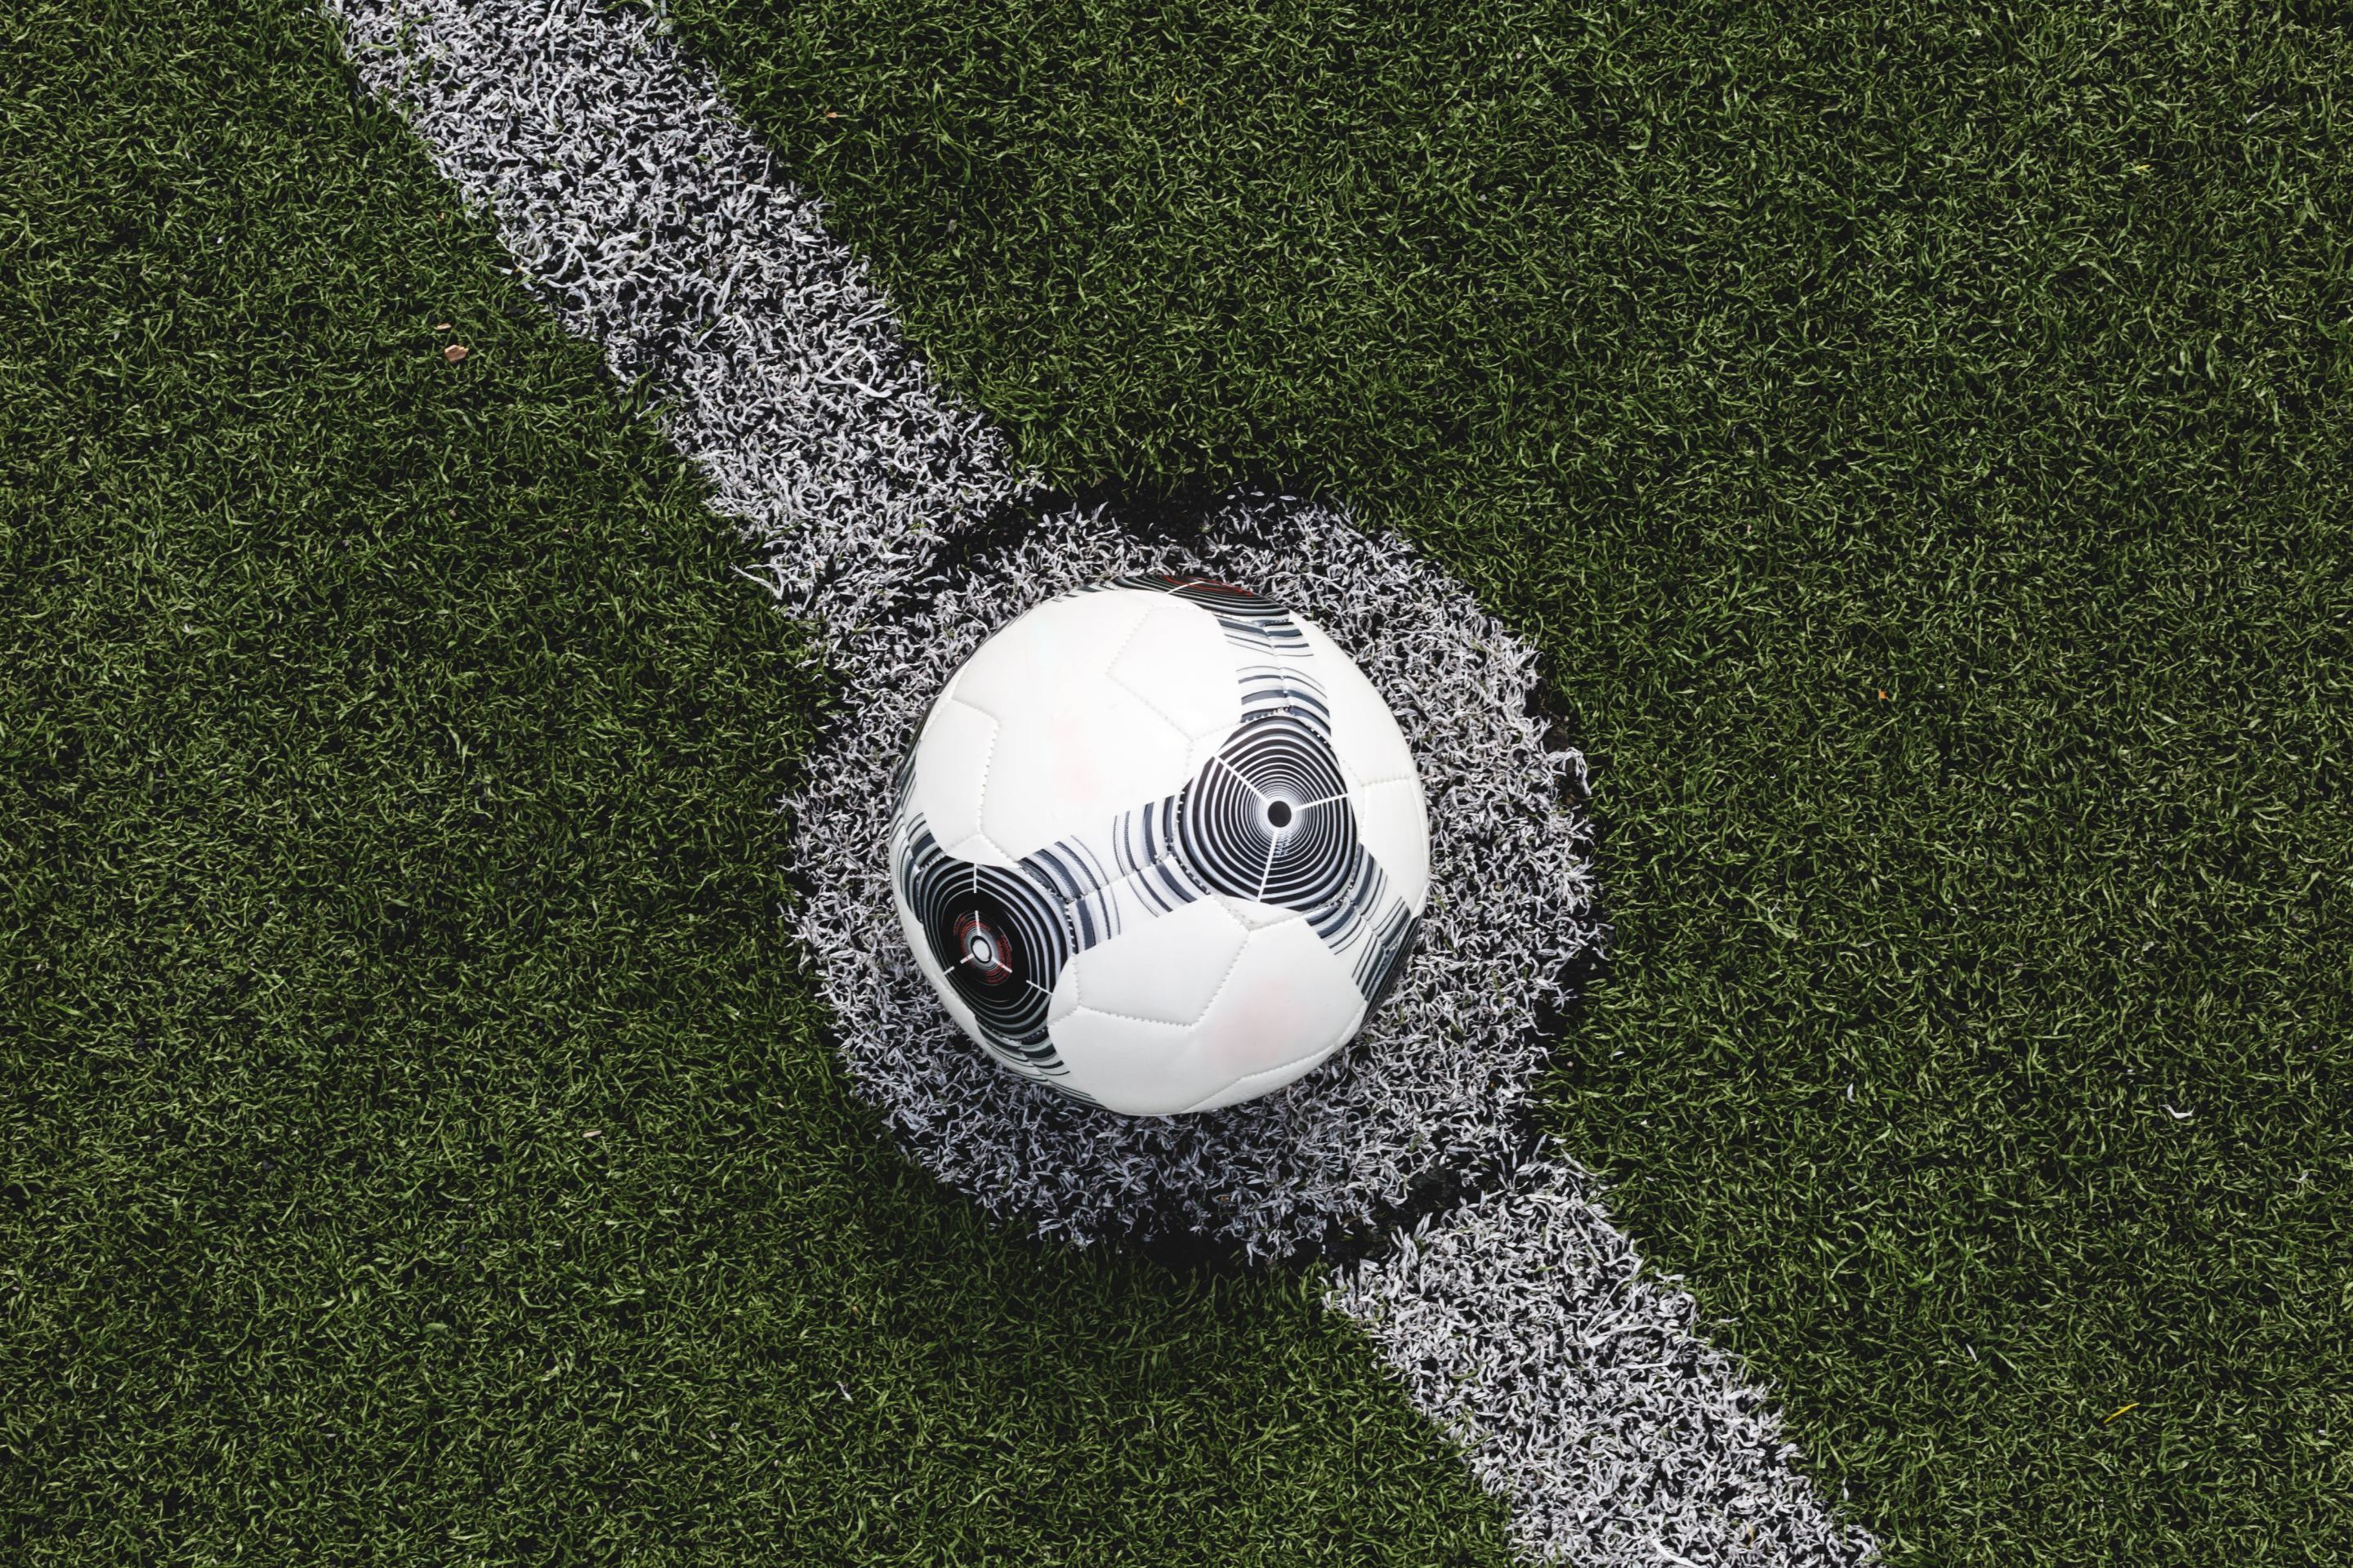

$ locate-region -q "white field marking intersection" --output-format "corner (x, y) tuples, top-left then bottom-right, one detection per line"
(324, 2), (1877, 1561)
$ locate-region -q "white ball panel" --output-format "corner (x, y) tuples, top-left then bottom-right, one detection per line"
(1105, 593), (1243, 751)
(1183, 916), (1368, 1085)
(1351, 777), (1432, 914)
(1047, 1007), (1192, 1116)
(1049, 896), (1249, 1028)
(1296, 617), (1420, 789)
(980, 695), (1193, 860)
(1180, 1043), (1344, 1114)
(953, 592), (1202, 858)
(908, 697), (1002, 866)
(947, 588), (1149, 722)
(1052, 917), (1366, 1115)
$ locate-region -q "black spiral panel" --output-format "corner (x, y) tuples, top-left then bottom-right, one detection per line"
(1165, 711), (1411, 1000)
(1181, 716), (1353, 907)
(1107, 794), (1204, 919)
(1117, 578), (1409, 993)
(1353, 900), (1422, 1016)
(1019, 837), (1127, 949)
(1236, 665), (1331, 730)
(894, 815), (1074, 1078)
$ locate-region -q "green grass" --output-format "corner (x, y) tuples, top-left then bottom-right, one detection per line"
(663, 0), (2353, 1560)
(0, 4), (1520, 1562)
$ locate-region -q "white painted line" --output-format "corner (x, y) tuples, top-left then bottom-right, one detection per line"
(1329, 1159), (1877, 1565)
(329, 0), (1029, 640)
(322, 2), (1876, 1561)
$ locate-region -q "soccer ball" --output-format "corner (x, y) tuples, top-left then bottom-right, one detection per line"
(887, 574), (1430, 1116)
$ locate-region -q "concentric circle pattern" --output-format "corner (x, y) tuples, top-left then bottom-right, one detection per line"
(1181, 714), (1359, 909)
(895, 824), (1069, 1068)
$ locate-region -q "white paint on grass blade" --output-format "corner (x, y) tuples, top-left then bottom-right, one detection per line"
(321, 2), (1877, 1561)
(1329, 1159), (1877, 1566)
(328, 0), (1028, 639)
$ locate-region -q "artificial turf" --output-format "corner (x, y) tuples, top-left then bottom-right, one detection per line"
(659, 0), (2353, 1561)
(0, 4), (1523, 1562)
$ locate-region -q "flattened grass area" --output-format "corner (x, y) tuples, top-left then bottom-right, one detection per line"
(0, 5), (1520, 1562)
(669, 0), (2353, 1560)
